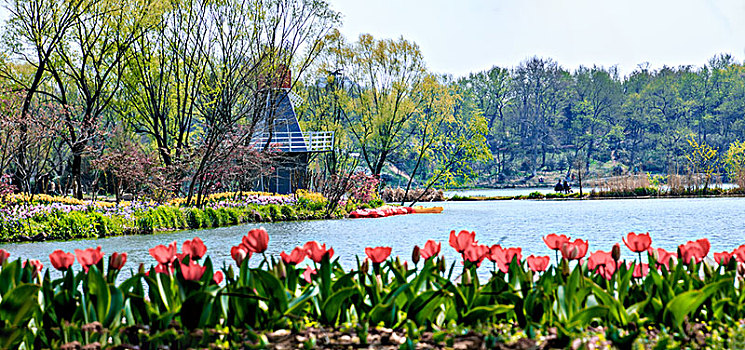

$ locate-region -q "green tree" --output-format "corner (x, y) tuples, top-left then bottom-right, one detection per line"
(337, 33), (427, 176)
(511, 57), (570, 175)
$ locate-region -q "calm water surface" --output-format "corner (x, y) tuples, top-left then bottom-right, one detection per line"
(2, 197), (745, 275)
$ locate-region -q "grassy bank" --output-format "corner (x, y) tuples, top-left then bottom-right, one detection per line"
(0, 191), (371, 242)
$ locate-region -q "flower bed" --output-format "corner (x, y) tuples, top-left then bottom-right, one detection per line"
(0, 191), (334, 242)
(0, 229), (744, 348)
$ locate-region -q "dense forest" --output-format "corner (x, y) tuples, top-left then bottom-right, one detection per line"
(300, 43), (745, 189)
(452, 55), (745, 185)
(0, 0), (743, 203)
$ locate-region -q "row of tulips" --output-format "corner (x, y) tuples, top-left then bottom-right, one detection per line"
(2, 229), (745, 348)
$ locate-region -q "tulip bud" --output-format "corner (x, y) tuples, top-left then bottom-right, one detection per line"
(611, 244), (621, 262)
(276, 260), (287, 279)
(462, 269), (472, 285)
(360, 259), (369, 274)
(738, 263), (745, 277)
(138, 263), (146, 275)
(438, 257), (446, 273)
(227, 265), (235, 280)
(412, 245), (421, 265)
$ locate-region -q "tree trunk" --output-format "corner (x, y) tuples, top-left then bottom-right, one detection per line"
(71, 152), (83, 199)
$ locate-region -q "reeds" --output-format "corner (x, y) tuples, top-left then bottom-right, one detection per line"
(587, 174), (650, 193)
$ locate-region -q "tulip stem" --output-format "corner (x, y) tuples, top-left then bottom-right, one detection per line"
(638, 251), (643, 266)
(555, 250), (559, 266)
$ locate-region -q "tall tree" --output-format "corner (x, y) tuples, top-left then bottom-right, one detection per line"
(335, 33), (427, 176)
(511, 57), (570, 175)
(567, 65), (622, 172)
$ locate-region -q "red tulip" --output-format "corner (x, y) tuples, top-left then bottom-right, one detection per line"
(302, 265), (317, 283)
(679, 240), (708, 264)
(714, 251), (733, 266)
(587, 250), (614, 271)
(733, 244), (745, 263)
(280, 247), (306, 265)
(365, 246), (392, 264)
(631, 263), (650, 278)
(24, 259), (43, 277)
(213, 271), (224, 284)
(587, 250), (616, 280)
(49, 250), (75, 271)
(242, 228), (269, 253)
(420, 240), (441, 260)
(231, 245), (251, 266)
(503, 247), (522, 265)
(182, 237), (207, 260)
(0, 249), (9, 265)
(449, 230), (476, 253)
(304, 241), (334, 263)
(648, 247), (676, 270)
(560, 239), (588, 260)
(696, 238), (711, 257)
(75, 246), (104, 273)
(154, 263), (173, 275)
(488, 245), (522, 273)
(623, 232), (652, 252)
(149, 241), (177, 265)
(527, 255), (550, 272)
(180, 260), (206, 281)
(108, 252), (127, 270)
(463, 244), (489, 266)
(543, 234), (570, 250)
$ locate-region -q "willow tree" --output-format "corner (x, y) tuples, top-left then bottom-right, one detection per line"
(431, 82), (491, 182)
(334, 33), (427, 176)
(458, 66), (513, 175)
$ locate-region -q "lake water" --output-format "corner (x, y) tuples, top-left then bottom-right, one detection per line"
(2, 196), (745, 277)
(445, 183), (739, 198)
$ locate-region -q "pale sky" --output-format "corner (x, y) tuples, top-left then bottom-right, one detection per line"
(325, 0), (745, 78)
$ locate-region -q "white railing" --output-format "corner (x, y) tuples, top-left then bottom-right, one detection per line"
(253, 131), (334, 152)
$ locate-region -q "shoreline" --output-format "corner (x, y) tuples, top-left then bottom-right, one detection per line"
(446, 192), (745, 201)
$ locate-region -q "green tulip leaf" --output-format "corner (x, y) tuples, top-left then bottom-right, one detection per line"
(253, 269), (289, 313)
(180, 291), (213, 330)
(86, 265), (110, 323)
(664, 278), (732, 329)
(0, 283), (40, 326)
(321, 286), (359, 324)
(286, 284), (318, 316)
(569, 305), (609, 328)
(462, 304), (513, 325)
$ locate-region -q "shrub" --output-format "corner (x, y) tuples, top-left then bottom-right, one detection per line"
(266, 204), (283, 221)
(204, 207), (222, 227)
(280, 205), (297, 220)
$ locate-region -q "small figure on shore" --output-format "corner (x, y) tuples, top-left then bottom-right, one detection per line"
(563, 180), (572, 194)
(554, 180), (563, 192)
